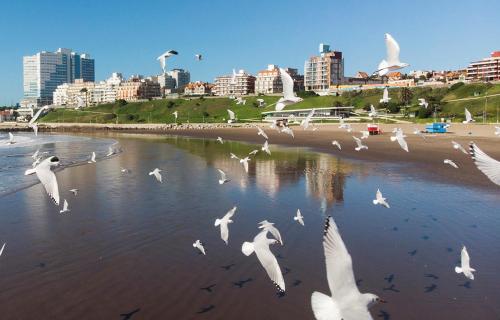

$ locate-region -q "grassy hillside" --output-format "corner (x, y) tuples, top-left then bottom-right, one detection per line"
(40, 82), (500, 124)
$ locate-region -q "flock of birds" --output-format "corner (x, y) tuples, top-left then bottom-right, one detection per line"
(2, 32), (500, 319)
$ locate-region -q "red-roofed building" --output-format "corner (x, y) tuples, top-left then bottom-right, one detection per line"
(466, 51), (500, 81)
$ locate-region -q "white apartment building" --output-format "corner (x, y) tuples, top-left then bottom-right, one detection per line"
(255, 65), (282, 94)
(466, 51), (500, 81)
(214, 70), (256, 96)
(304, 44), (344, 92)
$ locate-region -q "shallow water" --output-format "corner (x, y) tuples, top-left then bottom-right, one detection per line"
(0, 133), (499, 319)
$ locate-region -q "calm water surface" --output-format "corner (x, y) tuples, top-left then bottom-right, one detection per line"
(0, 133), (499, 319)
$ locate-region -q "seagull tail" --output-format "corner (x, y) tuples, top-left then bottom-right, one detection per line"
(373, 200), (379, 205)
(24, 168), (36, 176)
(311, 291), (339, 319)
(470, 268), (476, 272)
(390, 136), (397, 142)
(293, 216), (298, 221)
(214, 219), (221, 227)
(241, 242), (255, 256)
(455, 266), (463, 274)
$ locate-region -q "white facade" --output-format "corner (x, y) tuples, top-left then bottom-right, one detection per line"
(255, 65), (282, 94)
(214, 70), (256, 96)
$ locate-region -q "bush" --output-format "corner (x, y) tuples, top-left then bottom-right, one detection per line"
(362, 103), (372, 111)
(203, 111), (210, 117)
(417, 106), (433, 118)
(103, 113), (117, 121)
(199, 96), (205, 100)
(126, 114), (136, 121)
(116, 99), (127, 106)
(166, 101), (175, 109)
(383, 102), (401, 114)
(450, 82), (465, 90)
(297, 91), (318, 98)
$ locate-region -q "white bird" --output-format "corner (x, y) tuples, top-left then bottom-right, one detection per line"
(353, 136), (368, 151)
(29, 105), (49, 125)
(281, 126), (295, 138)
(229, 153), (240, 160)
(413, 128), (426, 139)
(157, 50), (178, 73)
(339, 119), (352, 132)
(301, 109), (315, 130)
(452, 141), (467, 154)
(195, 54), (202, 61)
(149, 168), (162, 183)
(172, 111), (178, 121)
(379, 87), (391, 103)
(376, 33), (409, 77)
(217, 136), (224, 144)
(227, 109), (236, 123)
(30, 123), (39, 136)
(24, 156), (60, 205)
(32, 157), (42, 168)
(390, 128), (409, 152)
(235, 97), (246, 105)
(257, 126), (269, 140)
(106, 146), (115, 157)
(121, 168), (130, 174)
(258, 220), (283, 245)
(444, 159), (458, 168)
(6, 132), (15, 145)
(463, 108), (475, 124)
(469, 142), (500, 186)
(418, 98), (429, 108)
(261, 140), (271, 155)
(32, 149), (40, 160)
(495, 126), (500, 136)
(332, 140), (341, 150)
(455, 246), (476, 280)
(193, 240), (206, 255)
(241, 230), (285, 293)
(249, 149), (259, 156)
(69, 188), (78, 196)
(217, 169), (229, 184)
(360, 131), (369, 140)
(59, 199), (70, 214)
(294, 209), (304, 226)
(88, 152), (96, 163)
(0, 243), (5, 257)
(276, 68), (303, 111)
(311, 216), (384, 320)
(373, 189), (390, 208)
(231, 69), (237, 85)
(75, 96), (85, 109)
(368, 105), (378, 118)
(214, 206), (237, 245)
(269, 120), (280, 131)
(240, 157), (250, 173)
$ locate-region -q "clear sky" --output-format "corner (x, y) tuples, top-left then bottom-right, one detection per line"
(1, 0), (499, 105)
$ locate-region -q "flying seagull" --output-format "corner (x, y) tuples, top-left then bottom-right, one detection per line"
(455, 246), (475, 280)
(193, 240), (206, 255)
(311, 216), (385, 320)
(172, 111), (178, 121)
(418, 98), (429, 109)
(444, 159), (458, 168)
(339, 118), (352, 132)
(88, 152), (96, 163)
(59, 199), (70, 214)
(281, 126), (295, 138)
(373, 189), (390, 208)
(242, 230), (285, 293)
(353, 136), (368, 151)
(463, 108), (475, 124)
(149, 168), (162, 183)
(249, 149), (259, 156)
(29, 105), (49, 126)
(332, 140), (341, 150)
(452, 141), (467, 154)
(214, 206), (237, 245)
(375, 33), (409, 77)
(69, 188), (78, 196)
(227, 109), (236, 123)
(495, 126), (500, 136)
(469, 142), (500, 186)
(262, 140), (271, 155)
(0, 243), (5, 257)
(257, 126), (269, 140)
(157, 50), (178, 73)
(276, 68), (303, 111)
(360, 131), (369, 140)
(258, 220), (283, 245)
(106, 146), (115, 157)
(6, 132), (15, 145)
(217, 169), (229, 184)
(195, 54), (202, 61)
(390, 128), (409, 152)
(301, 109), (315, 130)
(379, 87), (391, 103)
(24, 156), (60, 205)
(240, 157), (250, 173)
(230, 153), (239, 160)
(413, 128), (426, 139)
(294, 209), (304, 226)
(368, 105), (378, 118)
(217, 136), (224, 144)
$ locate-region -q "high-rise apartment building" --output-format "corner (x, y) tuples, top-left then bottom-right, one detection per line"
(214, 70), (256, 96)
(304, 44), (344, 92)
(466, 51), (500, 82)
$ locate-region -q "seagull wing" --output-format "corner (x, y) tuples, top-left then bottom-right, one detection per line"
(227, 109), (235, 120)
(353, 136), (362, 148)
(218, 169), (226, 181)
(220, 222), (229, 244)
(36, 165), (60, 205)
(397, 135), (409, 152)
(465, 108), (473, 122)
(254, 232), (285, 292)
(385, 33), (401, 65)
(242, 159), (249, 173)
(469, 143), (500, 186)
(29, 106), (48, 125)
(224, 206), (237, 220)
(461, 247), (471, 270)
(267, 226), (283, 245)
(258, 127), (268, 139)
(280, 68), (295, 100)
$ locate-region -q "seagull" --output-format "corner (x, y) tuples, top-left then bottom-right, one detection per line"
(276, 68), (303, 111)
(149, 168), (162, 183)
(69, 189), (78, 196)
(249, 149), (259, 156)
(368, 105), (378, 118)
(59, 199), (70, 214)
(235, 97), (246, 105)
(418, 98), (429, 109)
(455, 246), (476, 280)
(32, 149), (40, 160)
(241, 230), (285, 293)
(6, 132), (15, 145)
(463, 108), (475, 124)
(339, 119), (352, 132)
(301, 109), (315, 130)
(379, 87), (391, 103)
(262, 140), (271, 155)
(444, 159), (458, 168)
(495, 126), (500, 136)
(217, 169), (229, 184)
(32, 157), (42, 168)
(214, 206), (237, 245)
(281, 126), (294, 138)
(157, 50), (178, 73)
(413, 128), (426, 139)
(257, 126), (269, 139)
(311, 216), (385, 320)
(30, 123), (39, 136)
(231, 69), (237, 85)
(0, 243), (5, 257)
(332, 140), (341, 150)
(193, 240), (206, 255)
(121, 167), (130, 174)
(469, 142), (500, 186)
(172, 111), (178, 121)
(390, 128), (409, 152)
(217, 136), (224, 144)
(360, 131), (370, 140)
(75, 96), (85, 109)
(294, 209), (304, 226)
(29, 105), (49, 125)
(230, 152), (240, 160)
(106, 146), (115, 157)
(24, 156), (60, 205)
(373, 189), (390, 208)
(195, 54), (202, 61)
(88, 152), (96, 163)
(227, 109), (236, 123)
(240, 157), (250, 173)
(258, 220), (283, 245)
(353, 136), (368, 151)
(375, 33), (409, 77)
(452, 141), (468, 154)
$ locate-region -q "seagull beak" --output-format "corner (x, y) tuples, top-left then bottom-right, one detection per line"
(379, 299), (388, 303)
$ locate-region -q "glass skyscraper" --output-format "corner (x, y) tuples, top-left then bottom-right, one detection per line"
(22, 48), (95, 107)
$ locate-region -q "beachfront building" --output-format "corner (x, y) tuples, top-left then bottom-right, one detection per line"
(167, 69), (190, 90)
(255, 65), (282, 94)
(115, 77), (161, 101)
(466, 51), (500, 82)
(213, 70), (256, 96)
(22, 48), (95, 107)
(304, 44), (344, 92)
(0, 110), (15, 122)
(184, 81), (213, 95)
(261, 106), (354, 122)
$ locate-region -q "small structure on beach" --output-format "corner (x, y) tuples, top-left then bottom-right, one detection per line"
(261, 106), (354, 123)
(425, 122), (448, 133)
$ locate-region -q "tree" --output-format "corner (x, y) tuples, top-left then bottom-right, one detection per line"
(400, 87), (413, 106)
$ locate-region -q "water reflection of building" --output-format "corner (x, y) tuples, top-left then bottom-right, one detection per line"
(255, 160), (280, 197)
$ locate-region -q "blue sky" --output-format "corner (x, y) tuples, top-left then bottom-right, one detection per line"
(1, 0), (499, 105)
